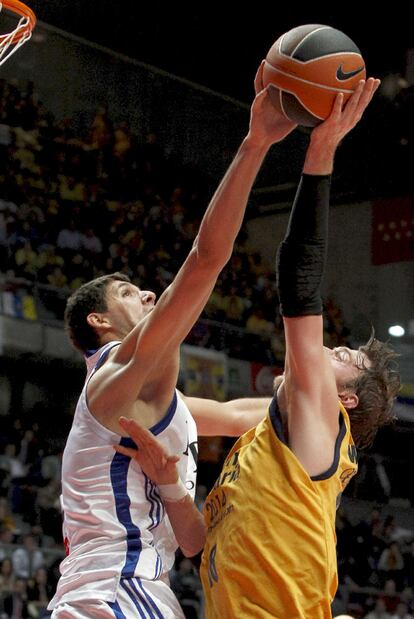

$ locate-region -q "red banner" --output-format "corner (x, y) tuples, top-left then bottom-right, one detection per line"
(372, 196), (414, 265)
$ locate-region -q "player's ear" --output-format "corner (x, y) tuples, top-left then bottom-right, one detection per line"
(338, 390), (359, 410)
(87, 312), (110, 329)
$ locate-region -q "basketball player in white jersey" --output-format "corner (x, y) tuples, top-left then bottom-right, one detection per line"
(48, 67), (298, 619)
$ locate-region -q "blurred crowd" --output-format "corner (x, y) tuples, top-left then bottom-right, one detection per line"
(0, 414), (65, 619)
(334, 507), (414, 618)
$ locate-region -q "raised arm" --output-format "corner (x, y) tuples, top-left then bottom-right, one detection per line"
(89, 66), (297, 414)
(118, 68), (297, 368)
(277, 78), (380, 475)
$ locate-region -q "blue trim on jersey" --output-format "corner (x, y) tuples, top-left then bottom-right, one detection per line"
(85, 348), (98, 358)
(133, 578), (165, 619)
(153, 484), (164, 524)
(146, 476), (156, 530)
(145, 475), (163, 531)
(269, 396), (347, 481)
(154, 554), (162, 580)
(120, 579), (148, 619)
(107, 600), (127, 619)
(110, 445), (142, 577)
(143, 476), (164, 579)
(269, 397), (285, 443)
(118, 436), (137, 449)
(150, 392), (177, 436)
(311, 416), (346, 481)
(95, 342), (121, 371)
(121, 577), (165, 619)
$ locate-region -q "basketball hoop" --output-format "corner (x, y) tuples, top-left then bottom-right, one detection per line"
(0, 0), (36, 66)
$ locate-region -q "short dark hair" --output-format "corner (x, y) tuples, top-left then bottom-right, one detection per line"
(345, 332), (401, 450)
(64, 272), (131, 353)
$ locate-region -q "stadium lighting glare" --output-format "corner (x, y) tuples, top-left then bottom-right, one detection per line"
(388, 325), (405, 337)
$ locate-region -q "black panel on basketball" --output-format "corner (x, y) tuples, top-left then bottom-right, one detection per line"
(290, 27), (362, 61)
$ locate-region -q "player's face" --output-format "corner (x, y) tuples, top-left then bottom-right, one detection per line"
(105, 280), (156, 335)
(325, 345), (369, 389)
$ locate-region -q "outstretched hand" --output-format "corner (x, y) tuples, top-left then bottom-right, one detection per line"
(304, 77), (381, 174)
(247, 60), (297, 147)
(312, 77), (381, 146)
(114, 417), (180, 485)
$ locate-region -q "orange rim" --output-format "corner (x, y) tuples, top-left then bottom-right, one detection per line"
(1, 0), (36, 43)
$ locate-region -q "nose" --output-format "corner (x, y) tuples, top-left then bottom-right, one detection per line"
(141, 290), (156, 305)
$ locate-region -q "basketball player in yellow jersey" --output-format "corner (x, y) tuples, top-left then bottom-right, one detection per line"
(117, 76), (400, 619)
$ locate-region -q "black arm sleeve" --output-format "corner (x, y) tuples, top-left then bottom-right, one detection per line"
(276, 173), (331, 317)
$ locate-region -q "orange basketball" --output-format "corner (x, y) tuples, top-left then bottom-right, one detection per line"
(262, 24), (366, 126)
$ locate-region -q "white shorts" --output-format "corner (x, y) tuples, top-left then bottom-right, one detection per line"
(50, 576), (185, 619)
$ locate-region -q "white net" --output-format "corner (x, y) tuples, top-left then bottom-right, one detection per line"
(0, 1), (34, 66)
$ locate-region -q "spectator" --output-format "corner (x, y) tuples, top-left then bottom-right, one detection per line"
(0, 498), (17, 535)
(0, 557), (15, 606)
(13, 240), (38, 280)
(12, 535), (45, 579)
(27, 567), (52, 619)
(87, 105), (113, 152)
(81, 227), (102, 255)
(383, 516), (413, 545)
(382, 579), (401, 614)
(46, 266), (67, 289)
(58, 174), (86, 204)
(0, 577), (29, 618)
(378, 542), (405, 590)
(403, 540), (414, 588)
(391, 602), (414, 619)
(0, 527), (15, 562)
(56, 220), (83, 253)
(222, 285), (246, 326)
(0, 444), (26, 481)
(364, 598), (392, 619)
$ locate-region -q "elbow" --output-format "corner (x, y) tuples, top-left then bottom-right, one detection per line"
(181, 540), (205, 558)
(193, 236), (231, 271)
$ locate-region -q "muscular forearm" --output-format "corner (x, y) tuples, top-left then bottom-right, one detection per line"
(221, 397), (271, 434)
(303, 134), (337, 175)
(225, 397), (271, 413)
(194, 136), (270, 267)
(185, 395), (270, 436)
(277, 174), (331, 317)
(164, 494), (206, 557)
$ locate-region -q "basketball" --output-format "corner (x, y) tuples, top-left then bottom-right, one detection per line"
(262, 24), (366, 127)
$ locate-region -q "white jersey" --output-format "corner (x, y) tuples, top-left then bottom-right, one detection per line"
(49, 342), (198, 607)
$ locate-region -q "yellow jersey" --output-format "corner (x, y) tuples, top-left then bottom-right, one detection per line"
(200, 397), (358, 619)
